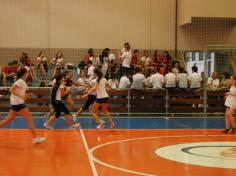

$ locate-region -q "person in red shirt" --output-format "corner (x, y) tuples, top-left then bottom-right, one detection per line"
(2, 62), (17, 86)
(83, 48), (94, 66)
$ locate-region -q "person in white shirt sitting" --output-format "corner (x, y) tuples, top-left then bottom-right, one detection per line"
(177, 67), (188, 90)
(188, 66), (202, 90)
(150, 67), (165, 89)
(108, 74), (118, 89)
(165, 68), (177, 89)
(119, 72), (130, 89)
(131, 67), (146, 90)
(207, 71), (220, 91)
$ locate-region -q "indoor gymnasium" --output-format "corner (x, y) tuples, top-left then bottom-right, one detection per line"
(0, 0), (236, 176)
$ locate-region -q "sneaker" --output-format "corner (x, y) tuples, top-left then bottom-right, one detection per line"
(43, 123), (53, 130)
(100, 119), (106, 124)
(222, 128), (230, 133)
(32, 137), (46, 144)
(96, 124), (104, 129)
(230, 128), (235, 134)
(69, 123), (80, 129)
(72, 113), (77, 123)
(110, 123), (116, 129)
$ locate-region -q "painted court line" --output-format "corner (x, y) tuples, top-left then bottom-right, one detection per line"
(90, 135), (232, 176)
(79, 124), (99, 176)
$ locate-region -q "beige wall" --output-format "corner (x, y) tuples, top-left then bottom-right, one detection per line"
(0, 0), (175, 50)
(179, 0), (236, 25)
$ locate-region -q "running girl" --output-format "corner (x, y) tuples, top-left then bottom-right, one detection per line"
(43, 73), (79, 130)
(83, 68), (115, 129)
(0, 67), (46, 144)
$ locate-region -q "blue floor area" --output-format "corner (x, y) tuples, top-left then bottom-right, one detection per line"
(0, 116), (225, 129)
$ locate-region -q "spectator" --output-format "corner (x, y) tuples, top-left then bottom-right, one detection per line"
(151, 50), (159, 70)
(220, 72), (231, 89)
(150, 67), (165, 89)
(83, 48), (94, 66)
(119, 72), (130, 89)
(50, 51), (64, 76)
(207, 72), (220, 91)
(140, 50), (151, 68)
(131, 67), (146, 90)
(2, 62), (17, 86)
(177, 67), (188, 89)
(108, 74), (118, 89)
(188, 66), (202, 89)
(131, 49), (139, 67)
(87, 61), (95, 81)
(100, 49), (109, 77)
(172, 61), (180, 75)
(120, 44), (132, 76)
(19, 52), (37, 80)
(165, 68), (177, 89)
(37, 51), (47, 80)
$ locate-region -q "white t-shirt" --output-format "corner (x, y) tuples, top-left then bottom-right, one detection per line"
(165, 73), (177, 88)
(89, 78), (97, 96)
(37, 56), (47, 63)
(177, 73), (188, 88)
(101, 57), (109, 76)
(207, 77), (220, 89)
(141, 57), (151, 66)
(119, 76), (130, 89)
(87, 65), (95, 79)
(96, 78), (109, 99)
(108, 53), (116, 62)
(188, 72), (202, 88)
(10, 79), (28, 105)
(131, 73), (145, 90)
(108, 79), (118, 89)
(150, 73), (164, 89)
(121, 51), (132, 68)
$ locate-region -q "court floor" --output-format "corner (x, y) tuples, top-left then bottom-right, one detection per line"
(0, 117), (235, 176)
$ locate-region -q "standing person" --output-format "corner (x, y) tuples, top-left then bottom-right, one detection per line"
(83, 68), (115, 129)
(37, 51), (47, 80)
(120, 45), (132, 76)
(50, 51), (64, 76)
(0, 67), (46, 144)
(223, 76), (236, 134)
(43, 74), (79, 130)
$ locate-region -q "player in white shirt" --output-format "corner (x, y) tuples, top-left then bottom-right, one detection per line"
(177, 67), (188, 89)
(188, 66), (202, 89)
(119, 72), (131, 89)
(131, 67), (145, 90)
(83, 68), (115, 129)
(223, 76), (236, 134)
(0, 67), (46, 144)
(150, 67), (165, 89)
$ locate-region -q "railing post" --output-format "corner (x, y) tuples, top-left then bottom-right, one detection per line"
(165, 89), (169, 117)
(203, 49), (208, 116)
(128, 89), (130, 116)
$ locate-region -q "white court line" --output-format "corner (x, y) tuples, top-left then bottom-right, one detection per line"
(79, 124), (99, 176)
(90, 135), (232, 176)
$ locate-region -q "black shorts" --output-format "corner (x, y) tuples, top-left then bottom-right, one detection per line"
(11, 104), (26, 112)
(82, 95), (96, 111)
(96, 97), (109, 104)
(52, 101), (70, 118)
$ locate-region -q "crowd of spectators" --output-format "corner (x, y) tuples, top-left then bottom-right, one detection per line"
(0, 42), (231, 91)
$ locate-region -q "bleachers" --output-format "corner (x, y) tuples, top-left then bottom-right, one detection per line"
(0, 87), (227, 115)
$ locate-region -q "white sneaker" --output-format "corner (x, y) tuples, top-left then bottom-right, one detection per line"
(100, 119), (106, 124)
(43, 123), (53, 130)
(72, 113), (77, 123)
(69, 123), (80, 129)
(96, 124), (104, 129)
(32, 137), (46, 144)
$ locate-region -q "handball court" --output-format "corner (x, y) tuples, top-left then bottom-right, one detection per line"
(0, 117), (236, 176)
